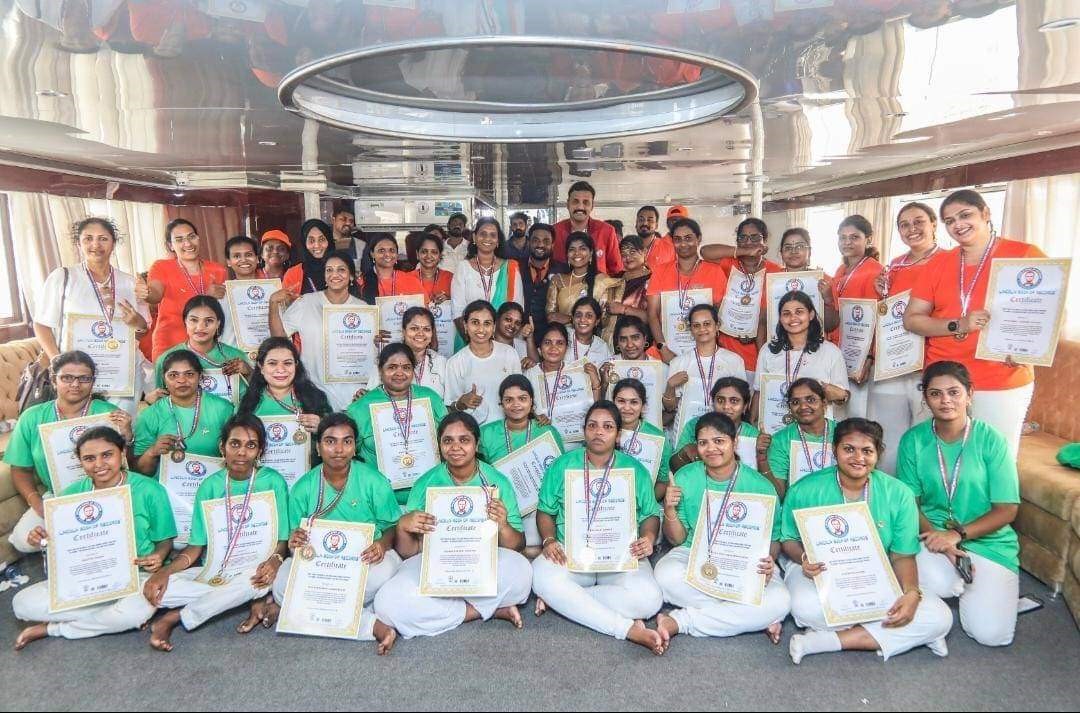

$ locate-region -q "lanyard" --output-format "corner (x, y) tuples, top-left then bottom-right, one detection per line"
(53, 398), (92, 421)
(797, 421), (831, 475)
(307, 467), (349, 528)
(883, 245), (938, 293)
(704, 467), (741, 551)
(677, 260), (702, 308)
(269, 390), (301, 415)
(572, 338), (593, 363)
(958, 237), (997, 316)
(186, 341), (227, 368)
(474, 258), (496, 301)
(503, 419), (533, 456)
(932, 418), (971, 517)
(414, 351), (429, 386)
(694, 347), (718, 406)
(583, 453), (615, 537)
(785, 349), (807, 384)
(177, 258), (206, 296)
(542, 363), (565, 419)
(167, 392), (203, 448)
(216, 470), (258, 579)
(384, 386), (414, 454)
(835, 256), (869, 297)
(85, 264), (116, 322)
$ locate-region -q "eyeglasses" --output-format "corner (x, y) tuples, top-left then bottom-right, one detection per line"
(736, 233), (764, 245)
(782, 243), (809, 253)
(58, 374), (94, 385)
(787, 395), (821, 408)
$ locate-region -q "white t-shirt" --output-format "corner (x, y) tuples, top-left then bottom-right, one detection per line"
(569, 336), (612, 369)
(753, 341), (850, 393)
(444, 341), (522, 425)
(669, 347), (746, 404)
(282, 292), (367, 411)
(365, 349), (449, 401)
(438, 239), (471, 274)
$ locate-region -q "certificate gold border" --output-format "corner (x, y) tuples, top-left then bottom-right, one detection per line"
(765, 270), (825, 337)
(419, 486), (499, 597)
(370, 397), (438, 490)
(684, 490), (776, 605)
(62, 312), (137, 398)
(788, 441), (834, 484)
(199, 368), (243, 406)
(257, 415), (312, 488)
(563, 468), (639, 573)
(492, 429), (562, 517)
(158, 452), (225, 544)
(375, 293), (426, 340)
(321, 304), (379, 383)
(38, 414), (120, 494)
(195, 489), (279, 585)
(975, 258), (1072, 367)
(605, 359), (666, 427)
(718, 268), (765, 339)
(276, 519), (375, 640)
(45, 484), (140, 613)
(838, 298), (879, 379)
(660, 288), (712, 354)
(793, 501), (902, 627)
(223, 279), (281, 351)
(756, 373), (789, 435)
(619, 428), (667, 484)
(873, 290), (924, 381)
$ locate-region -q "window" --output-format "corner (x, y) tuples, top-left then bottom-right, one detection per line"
(886, 186), (1006, 261)
(0, 194), (26, 329)
(803, 204), (846, 275)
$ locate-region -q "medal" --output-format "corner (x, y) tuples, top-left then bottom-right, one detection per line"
(293, 429), (307, 444)
(105, 338), (120, 351)
(385, 386), (416, 468)
(878, 302), (888, 316)
(740, 295), (752, 306)
(208, 575), (226, 587)
(301, 467), (349, 558)
(167, 391), (203, 459)
(542, 363), (566, 419)
(474, 258), (496, 301)
(675, 318), (689, 333)
(504, 419), (533, 457)
(401, 453), (415, 467)
(701, 562), (718, 580)
(834, 256), (870, 298)
(210, 467), (259, 585)
(170, 448), (186, 463)
(299, 545), (316, 561)
(85, 263), (117, 325)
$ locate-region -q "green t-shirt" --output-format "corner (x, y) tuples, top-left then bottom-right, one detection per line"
(780, 467), (920, 556)
(2, 398), (118, 492)
(675, 417), (760, 453)
(478, 419), (566, 463)
(63, 473), (177, 557)
(133, 393), (235, 467)
(537, 449), (659, 544)
(288, 461), (401, 540)
(251, 391), (305, 418)
(405, 462), (524, 533)
(154, 341), (250, 400)
(346, 385), (448, 505)
(627, 420), (675, 484)
(767, 419), (836, 483)
(671, 461), (781, 547)
(187, 466), (290, 547)
(896, 419), (1020, 572)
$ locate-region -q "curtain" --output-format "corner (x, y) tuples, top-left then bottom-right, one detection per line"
(842, 198), (892, 259)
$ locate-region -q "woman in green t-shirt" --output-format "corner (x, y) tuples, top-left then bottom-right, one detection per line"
(782, 418), (953, 664)
(669, 376), (762, 477)
(12, 427), (175, 649)
(897, 360), (1020, 647)
(762, 378), (837, 498)
(612, 378), (671, 501)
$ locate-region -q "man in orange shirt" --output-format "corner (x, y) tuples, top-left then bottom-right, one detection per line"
(663, 205), (689, 243)
(553, 181), (623, 275)
(634, 205), (676, 271)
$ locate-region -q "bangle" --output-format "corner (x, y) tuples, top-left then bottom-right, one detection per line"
(172, 552), (192, 570)
(541, 536), (556, 548)
(268, 552), (284, 565)
(903, 587), (923, 601)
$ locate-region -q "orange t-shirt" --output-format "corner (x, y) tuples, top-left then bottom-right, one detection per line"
(414, 267), (454, 305)
(715, 258), (784, 371)
(827, 257), (884, 344)
(148, 258), (228, 360)
(360, 269), (425, 299)
(885, 250), (940, 297)
(646, 260), (730, 305)
(643, 236), (677, 272)
(911, 238), (1045, 391)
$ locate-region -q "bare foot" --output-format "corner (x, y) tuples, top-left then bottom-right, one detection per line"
(534, 597), (547, 617)
(236, 601), (263, 634)
(765, 621), (782, 645)
(150, 610), (181, 652)
(493, 605), (523, 630)
(14, 624), (48, 651)
(260, 597), (280, 629)
(373, 619), (397, 656)
(655, 612), (679, 652)
(626, 620), (664, 656)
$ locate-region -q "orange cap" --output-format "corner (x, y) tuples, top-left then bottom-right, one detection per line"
(261, 229), (291, 249)
(666, 205), (689, 219)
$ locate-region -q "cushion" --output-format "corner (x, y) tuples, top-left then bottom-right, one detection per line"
(1029, 340), (1080, 443)
(1017, 432), (1080, 521)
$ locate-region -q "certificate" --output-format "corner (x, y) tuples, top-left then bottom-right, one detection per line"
(322, 305), (378, 383)
(538, 361), (593, 444)
(736, 435), (758, 467)
(874, 291), (924, 381)
(224, 279), (280, 351)
(258, 416), (311, 488)
(838, 298), (878, 378)
(196, 490), (279, 585)
(419, 487), (498, 597)
(788, 441), (834, 485)
(563, 468), (639, 573)
(44, 485), (139, 613)
(756, 373), (790, 435)
(620, 429), (667, 484)
(765, 270), (825, 337)
(794, 502), (902, 627)
(370, 397), (439, 490)
(674, 391), (710, 448)
(62, 313), (137, 398)
(976, 258), (1072, 366)
(376, 293), (425, 344)
(158, 452), (224, 544)
(429, 300), (457, 358)
(660, 288), (712, 356)
(39, 414), (120, 494)
(491, 430), (563, 517)
(719, 268), (765, 339)
(684, 491), (776, 605)
(198, 368), (242, 405)
(605, 359), (666, 428)
(277, 520), (375, 640)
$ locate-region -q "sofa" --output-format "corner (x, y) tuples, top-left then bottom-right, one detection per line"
(1015, 339), (1080, 625)
(0, 338), (44, 569)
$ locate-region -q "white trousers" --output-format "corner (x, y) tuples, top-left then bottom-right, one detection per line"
(9, 500), (51, 554)
(654, 547), (791, 637)
(12, 577), (155, 639)
(836, 380), (871, 421)
(373, 548), (532, 639)
(916, 548), (1018, 647)
(522, 513), (540, 548)
(867, 372), (928, 475)
(970, 382), (1034, 458)
(531, 554), (663, 640)
(271, 551), (402, 641)
(158, 568), (269, 631)
(787, 568), (953, 661)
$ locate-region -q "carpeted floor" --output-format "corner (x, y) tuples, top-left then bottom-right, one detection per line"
(0, 558), (1077, 712)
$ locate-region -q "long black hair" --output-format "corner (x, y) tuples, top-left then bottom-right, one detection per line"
(565, 231), (599, 298)
(466, 217), (506, 259)
(768, 291), (824, 354)
(359, 234), (400, 305)
(237, 337), (332, 417)
(298, 219), (333, 294)
(182, 295), (226, 341)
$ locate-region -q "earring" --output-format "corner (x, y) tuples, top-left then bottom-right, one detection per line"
(988, 221), (998, 240)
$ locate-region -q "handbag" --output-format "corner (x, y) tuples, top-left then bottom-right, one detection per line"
(16, 267), (68, 413)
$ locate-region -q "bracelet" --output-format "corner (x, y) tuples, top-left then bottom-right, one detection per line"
(902, 587), (923, 601)
(172, 552), (192, 570)
(541, 536), (556, 548)
(268, 553), (285, 565)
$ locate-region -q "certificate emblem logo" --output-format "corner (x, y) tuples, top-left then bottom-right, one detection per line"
(199, 374), (219, 392)
(557, 375), (572, 390)
(394, 301), (407, 316)
(851, 305), (864, 323)
(589, 478), (613, 499)
(322, 530), (348, 554)
(812, 450), (829, 468)
(75, 500), (103, 525)
(185, 461), (208, 477)
(726, 500), (748, 523)
(246, 285), (266, 300)
(1017, 267), (1043, 290)
(679, 294), (693, 310)
(69, 425), (89, 444)
(430, 303), (443, 318)
(825, 514), (849, 538)
(342, 313), (362, 330)
(626, 438), (643, 456)
(543, 455), (556, 469)
(90, 320), (113, 339)
(786, 279), (805, 293)
(892, 301), (906, 319)
(450, 495), (474, 517)
(266, 423), (289, 444)
(230, 504), (254, 525)
(627, 366), (643, 380)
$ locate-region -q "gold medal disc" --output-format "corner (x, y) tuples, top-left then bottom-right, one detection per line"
(170, 449), (186, 463)
(877, 302), (888, 316)
(701, 562), (718, 580)
(208, 575), (226, 587)
(293, 429), (308, 444)
(299, 545), (316, 561)
(401, 453), (416, 468)
(105, 338), (120, 351)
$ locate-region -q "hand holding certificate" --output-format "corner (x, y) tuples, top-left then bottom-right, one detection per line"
(538, 361), (593, 444)
(838, 299), (877, 379)
(719, 268), (765, 339)
(661, 288), (712, 356)
(685, 491), (776, 605)
(492, 431), (562, 516)
(322, 305), (378, 383)
(258, 416), (311, 488)
(605, 360), (666, 427)
(158, 453), (224, 544)
(874, 291), (924, 381)
(756, 374), (791, 435)
(419, 487), (498, 597)
(44, 485), (140, 613)
(62, 313), (137, 398)
(277, 520), (375, 639)
(224, 279), (280, 351)
(196, 490), (278, 586)
(376, 294), (425, 344)
(563, 468), (639, 573)
(39, 414), (121, 494)
(370, 397), (439, 490)
(976, 258), (1072, 366)
(619, 428), (667, 484)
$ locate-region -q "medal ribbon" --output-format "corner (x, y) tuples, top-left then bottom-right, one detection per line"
(474, 258), (496, 301)
(216, 469), (258, 579)
(583, 452), (615, 536)
(177, 258), (207, 296)
(836, 470), (870, 506)
(572, 338), (593, 363)
(307, 466), (349, 529)
(624, 423), (642, 458)
(418, 268), (443, 302)
(835, 256), (869, 298)
(167, 391), (203, 449)
(797, 421), (831, 476)
(186, 341), (227, 368)
(677, 260), (702, 310)
(384, 386), (414, 455)
(85, 264), (116, 322)
(932, 418), (971, 518)
(958, 237), (997, 317)
(695, 347), (718, 406)
(414, 351), (428, 386)
(503, 419), (533, 457)
(542, 363), (565, 419)
(883, 245), (939, 294)
(475, 465), (494, 508)
(53, 397), (92, 421)
(785, 349), (807, 384)
(270, 389), (302, 415)
(704, 466), (741, 550)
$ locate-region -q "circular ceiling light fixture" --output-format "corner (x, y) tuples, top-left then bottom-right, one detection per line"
(279, 36), (757, 143)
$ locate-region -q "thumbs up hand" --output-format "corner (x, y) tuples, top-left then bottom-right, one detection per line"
(456, 384), (483, 410)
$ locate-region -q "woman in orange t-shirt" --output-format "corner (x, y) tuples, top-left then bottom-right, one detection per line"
(138, 219), (228, 360)
(358, 234), (426, 345)
(905, 189), (1046, 456)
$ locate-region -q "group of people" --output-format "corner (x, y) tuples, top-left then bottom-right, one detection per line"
(4, 183), (1036, 661)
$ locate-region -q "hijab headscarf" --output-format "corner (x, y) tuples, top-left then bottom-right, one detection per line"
(298, 218), (332, 294)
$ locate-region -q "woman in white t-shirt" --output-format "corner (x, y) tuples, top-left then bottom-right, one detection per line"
(664, 304), (745, 435)
(268, 250), (368, 411)
(33, 217), (151, 416)
(494, 301), (537, 370)
(568, 296), (613, 368)
(364, 306), (449, 401)
(444, 300), (522, 425)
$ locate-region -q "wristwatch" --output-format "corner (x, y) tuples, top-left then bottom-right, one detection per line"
(949, 523), (968, 541)
(947, 319), (960, 334)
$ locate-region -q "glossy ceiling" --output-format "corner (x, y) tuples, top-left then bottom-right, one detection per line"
(0, 0), (1078, 211)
